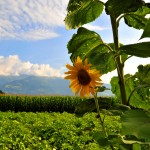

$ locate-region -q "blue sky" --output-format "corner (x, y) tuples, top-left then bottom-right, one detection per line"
(0, 0), (149, 83)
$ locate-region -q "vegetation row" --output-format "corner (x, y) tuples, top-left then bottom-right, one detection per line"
(0, 95), (85, 113)
(0, 95), (114, 114)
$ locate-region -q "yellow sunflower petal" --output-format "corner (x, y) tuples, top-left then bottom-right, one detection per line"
(75, 85), (81, 95)
(90, 88), (96, 96)
(84, 59), (91, 69)
(66, 64), (76, 71)
(80, 87), (85, 97)
(72, 84), (80, 93)
(69, 80), (78, 88)
(84, 86), (90, 97)
(64, 74), (77, 79)
(64, 70), (77, 75)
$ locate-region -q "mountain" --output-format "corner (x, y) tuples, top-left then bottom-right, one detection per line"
(0, 75), (113, 96)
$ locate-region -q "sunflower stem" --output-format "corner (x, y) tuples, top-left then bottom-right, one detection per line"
(110, 16), (127, 105)
(94, 94), (115, 150)
(94, 93), (108, 138)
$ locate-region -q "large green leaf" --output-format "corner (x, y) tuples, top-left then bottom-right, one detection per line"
(110, 75), (141, 100)
(110, 73), (150, 110)
(121, 109), (150, 139)
(140, 19), (150, 39)
(119, 42), (150, 58)
(65, 0), (104, 29)
(67, 27), (117, 74)
(105, 0), (145, 18)
(124, 6), (150, 30)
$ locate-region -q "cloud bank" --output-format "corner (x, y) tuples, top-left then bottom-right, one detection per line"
(0, 0), (69, 40)
(0, 0), (110, 41)
(0, 55), (64, 77)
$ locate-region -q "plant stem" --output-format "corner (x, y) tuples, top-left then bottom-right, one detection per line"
(110, 16), (127, 105)
(94, 93), (115, 150)
(94, 94), (108, 138)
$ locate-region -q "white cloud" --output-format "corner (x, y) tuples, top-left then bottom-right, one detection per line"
(0, 0), (69, 40)
(0, 55), (64, 77)
(83, 24), (108, 31)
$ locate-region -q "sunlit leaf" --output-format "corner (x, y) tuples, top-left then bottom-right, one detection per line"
(105, 0), (145, 18)
(124, 6), (150, 29)
(110, 76), (121, 99)
(67, 27), (117, 74)
(121, 109), (150, 139)
(140, 19), (150, 39)
(119, 42), (150, 58)
(65, 0), (104, 29)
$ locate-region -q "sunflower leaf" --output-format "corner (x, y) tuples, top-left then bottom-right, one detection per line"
(140, 19), (150, 39)
(110, 67), (150, 110)
(124, 6), (150, 30)
(67, 27), (117, 74)
(119, 42), (150, 58)
(105, 0), (145, 18)
(65, 0), (104, 29)
(121, 109), (150, 139)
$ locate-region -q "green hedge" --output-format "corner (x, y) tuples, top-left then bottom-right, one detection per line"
(0, 95), (86, 113)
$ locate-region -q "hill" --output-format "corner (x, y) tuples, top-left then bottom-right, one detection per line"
(0, 75), (113, 96)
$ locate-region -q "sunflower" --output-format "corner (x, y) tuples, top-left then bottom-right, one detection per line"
(64, 57), (102, 97)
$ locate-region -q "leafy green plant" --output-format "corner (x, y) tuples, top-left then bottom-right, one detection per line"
(0, 111), (120, 150)
(65, 0), (150, 149)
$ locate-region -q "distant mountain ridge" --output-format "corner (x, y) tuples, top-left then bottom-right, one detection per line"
(0, 75), (113, 96)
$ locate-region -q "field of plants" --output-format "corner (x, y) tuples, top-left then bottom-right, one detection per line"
(0, 110), (120, 150)
(0, 95), (120, 150)
(0, 95), (149, 150)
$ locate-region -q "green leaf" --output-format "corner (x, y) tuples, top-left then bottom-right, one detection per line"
(133, 143), (141, 150)
(108, 134), (123, 145)
(67, 27), (117, 74)
(110, 74), (141, 101)
(65, 0), (104, 29)
(110, 76), (121, 99)
(110, 74), (150, 110)
(121, 109), (150, 139)
(105, 0), (145, 18)
(125, 74), (150, 110)
(136, 64), (150, 85)
(92, 131), (109, 146)
(124, 6), (150, 29)
(119, 42), (150, 58)
(88, 46), (116, 74)
(133, 64), (150, 103)
(140, 19), (150, 39)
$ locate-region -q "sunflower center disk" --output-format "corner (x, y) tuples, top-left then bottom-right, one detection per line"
(77, 69), (91, 85)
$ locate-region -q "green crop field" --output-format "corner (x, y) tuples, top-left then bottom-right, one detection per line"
(0, 111), (120, 150)
(0, 95), (149, 149)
